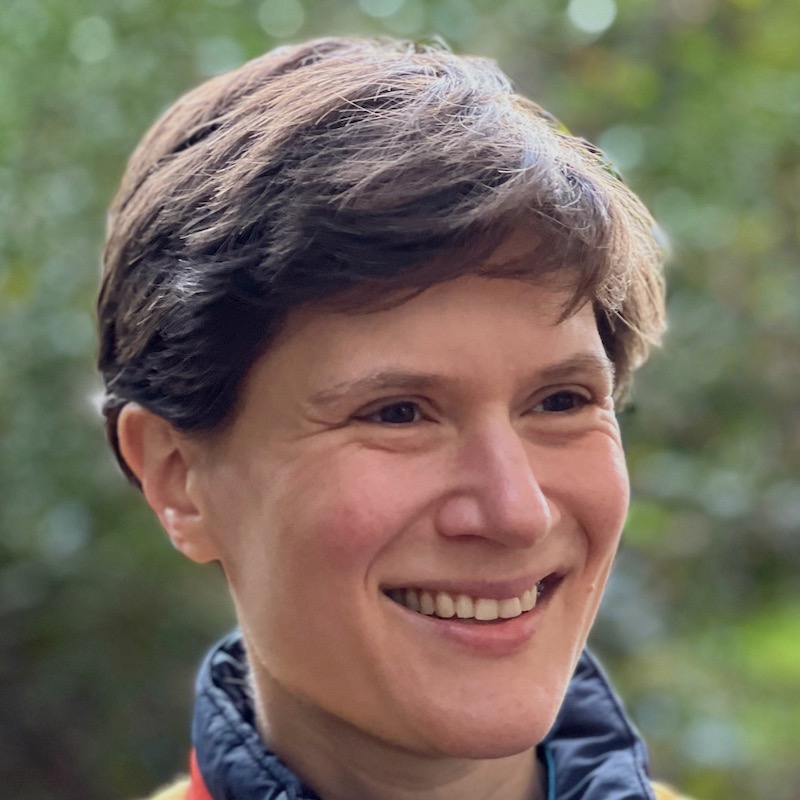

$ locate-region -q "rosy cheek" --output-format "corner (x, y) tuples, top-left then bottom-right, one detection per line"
(546, 436), (628, 540)
(320, 453), (449, 576)
(281, 453), (409, 565)
(318, 500), (389, 564)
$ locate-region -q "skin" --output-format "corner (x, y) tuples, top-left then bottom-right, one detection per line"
(120, 263), (630, 800)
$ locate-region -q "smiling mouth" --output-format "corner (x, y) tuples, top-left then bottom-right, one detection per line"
(383, 577), (558, 622)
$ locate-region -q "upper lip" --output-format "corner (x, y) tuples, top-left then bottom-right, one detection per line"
(380, 572), (562, 600)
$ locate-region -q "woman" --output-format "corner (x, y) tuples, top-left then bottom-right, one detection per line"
(98, 36), (689, 800)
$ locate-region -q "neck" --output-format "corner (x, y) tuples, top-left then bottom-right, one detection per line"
(251, 667), (545, 800)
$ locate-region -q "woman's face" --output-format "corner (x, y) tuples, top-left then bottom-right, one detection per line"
(190, 272), (629, 759)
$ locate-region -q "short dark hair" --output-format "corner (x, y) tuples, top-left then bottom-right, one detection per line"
(97, 36), (666, 484)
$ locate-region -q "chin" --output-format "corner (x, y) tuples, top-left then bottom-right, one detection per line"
(427, 728), (551, 761)
(441, 734), (547, 761)
(414, 700), (560, 760)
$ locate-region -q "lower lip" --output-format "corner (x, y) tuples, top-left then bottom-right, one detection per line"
(388, 592), (554, 658)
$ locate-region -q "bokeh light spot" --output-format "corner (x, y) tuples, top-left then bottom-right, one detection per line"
(567, 0), (617, 35)
(598, 124), (646, 172)
(196, 37), (245, 77)
(258, 0), (306, 38)
(69, 16), (114, 64)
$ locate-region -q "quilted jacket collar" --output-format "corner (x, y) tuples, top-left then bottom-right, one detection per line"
(192, 631), (655, 800)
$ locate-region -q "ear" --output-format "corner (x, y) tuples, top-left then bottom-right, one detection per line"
(117, 404), (221, 563)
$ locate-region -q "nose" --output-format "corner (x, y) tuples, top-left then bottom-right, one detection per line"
(434, 416), (559, 548)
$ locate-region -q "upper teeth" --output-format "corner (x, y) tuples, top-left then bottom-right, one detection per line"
(388, 584), (541, 621)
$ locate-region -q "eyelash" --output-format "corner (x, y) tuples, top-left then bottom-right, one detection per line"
(358, 400), (426, 425)
(357, 389), (594, 426)
(533, 390), (592, 414)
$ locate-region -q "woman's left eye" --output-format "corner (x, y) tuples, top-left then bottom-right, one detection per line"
(534, 391), (590, 413)
(362, 401), (423, 425)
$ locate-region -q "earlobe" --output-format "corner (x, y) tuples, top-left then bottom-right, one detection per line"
(117, 404), (221, 564)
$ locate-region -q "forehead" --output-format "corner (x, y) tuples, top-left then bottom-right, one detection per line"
(253, 275), (607, 397)
(282, 272), (578, 340)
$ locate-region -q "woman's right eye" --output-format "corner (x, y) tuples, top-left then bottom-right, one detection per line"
(361, 401), (423, 425)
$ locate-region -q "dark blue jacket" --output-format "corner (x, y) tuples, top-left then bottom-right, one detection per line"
(191, 630), (656, 800)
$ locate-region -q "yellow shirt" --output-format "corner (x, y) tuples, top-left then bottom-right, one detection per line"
(142, 776), (693, 800)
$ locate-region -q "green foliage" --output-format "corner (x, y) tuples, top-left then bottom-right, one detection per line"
(2, 1), (798, 798)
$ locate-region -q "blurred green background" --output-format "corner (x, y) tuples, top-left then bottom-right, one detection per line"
(1, 0), (798, 798)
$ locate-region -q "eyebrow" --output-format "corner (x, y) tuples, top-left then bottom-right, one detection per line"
(306, 353), (615, 408)
(538, 353), (616, 386)
(307, 371), (443, 408)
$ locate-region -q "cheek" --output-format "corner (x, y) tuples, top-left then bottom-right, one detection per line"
(550, 436), (629, 552)
(268, 447), (431, 580)
(589, 446), (630, 541)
